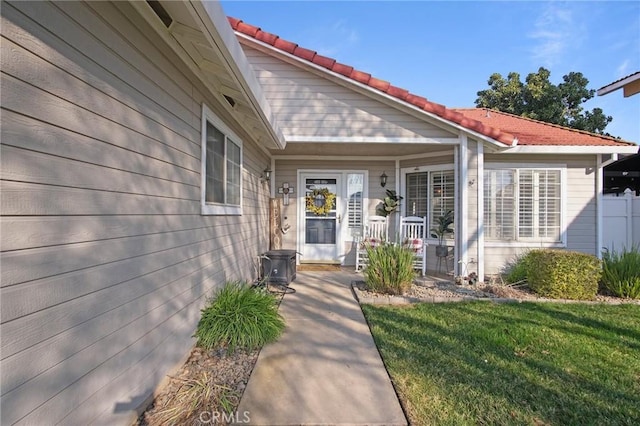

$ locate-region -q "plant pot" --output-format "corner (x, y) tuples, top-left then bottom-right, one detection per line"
(435, 245), (448, 257)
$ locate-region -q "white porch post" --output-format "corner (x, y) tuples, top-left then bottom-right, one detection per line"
(596, 154), (603, 259)
(458, 135), (469, 277)
(477, 142), (484, 282)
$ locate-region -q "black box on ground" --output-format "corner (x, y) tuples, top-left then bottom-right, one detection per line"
(263, 250), (297, 284)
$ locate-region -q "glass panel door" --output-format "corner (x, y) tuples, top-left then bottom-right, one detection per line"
(301, 176), (341, 261)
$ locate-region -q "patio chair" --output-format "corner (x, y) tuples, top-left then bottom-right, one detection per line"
(399, 215), (428, 276)
(355, 215), (388, 272)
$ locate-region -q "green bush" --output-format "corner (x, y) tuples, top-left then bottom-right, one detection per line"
(194, 281), (285, 353)
(504, 251), (533, 284)
(364, 242), (416, 295)
(527, 249), (601, 300)
(601, 247), (640, 299)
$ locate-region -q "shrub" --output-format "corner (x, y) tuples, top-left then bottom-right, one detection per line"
(364, 242), (416, 295)
(194, 281), (285, 352)
(504, 251), (533, 284)
(527, 249), (601, 300)
(601, 247), (640, 299)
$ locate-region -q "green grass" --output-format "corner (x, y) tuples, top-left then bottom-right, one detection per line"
(362, 302), (640, 425)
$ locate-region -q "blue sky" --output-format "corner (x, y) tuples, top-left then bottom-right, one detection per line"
(220, 1), (640, 144)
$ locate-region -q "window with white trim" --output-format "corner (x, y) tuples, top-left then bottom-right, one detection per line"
(201, 104), (242, 215)
(405, 169), (455, 239)
(484, 168), (561, 242)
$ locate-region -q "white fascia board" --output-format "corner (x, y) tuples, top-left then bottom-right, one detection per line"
(282, 136), (459, 144)
(236, 34), (510, 150)
(500, 145), (639, 154)
(597, 72), (640, 96)
(192, 1), (286, 149)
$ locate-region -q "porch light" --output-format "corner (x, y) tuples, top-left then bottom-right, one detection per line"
(380, 171), (388, 187)
(262, 167), (272, 182)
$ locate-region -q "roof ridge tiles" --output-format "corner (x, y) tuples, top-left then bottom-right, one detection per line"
(227, 16), (516, 146)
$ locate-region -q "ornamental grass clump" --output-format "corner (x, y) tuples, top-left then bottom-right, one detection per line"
(504, 251), (533, 284)
(364, 242), (416, 295)
(527, 249), (601, 300)
(194, 281), (284, 353)
(601, 246), (640, 299)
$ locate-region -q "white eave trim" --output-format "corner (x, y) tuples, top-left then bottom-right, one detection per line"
(282, 136), (459, 144)
(235, 33), (511, 150)
(192, 1), (286, 149)
(597, 72), (640, 96)
(500, 145), (639, 154)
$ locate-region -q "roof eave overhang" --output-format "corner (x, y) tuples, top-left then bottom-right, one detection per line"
(498, 145), (639, 154)
(128, 1), (285, 150)
(235, 33), (511, 150)
(194, 1), (285, 149)
(597, 72), (640, 96)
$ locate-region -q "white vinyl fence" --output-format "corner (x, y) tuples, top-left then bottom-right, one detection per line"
(603, 190), (640, 252)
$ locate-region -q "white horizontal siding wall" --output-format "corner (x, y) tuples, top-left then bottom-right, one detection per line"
(483, 154), (598, 276)
(0, 2), (270, 425)
(242, 45), (454, 140)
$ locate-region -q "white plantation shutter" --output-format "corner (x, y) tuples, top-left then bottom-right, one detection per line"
(347, 173), (364, 229)
(406, 172), (428, 217)
(484, 168), (561, 242)
(431, 170), (455, 232)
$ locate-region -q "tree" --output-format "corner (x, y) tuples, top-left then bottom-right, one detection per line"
(476, 67), (613, 135)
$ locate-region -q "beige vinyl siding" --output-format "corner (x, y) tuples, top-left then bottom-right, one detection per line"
(482, 154), (598, 275)
(1, 2), (270, 425)
(243, 45), (454, 140)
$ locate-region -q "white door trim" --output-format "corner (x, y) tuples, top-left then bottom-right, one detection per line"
(297, 169), (369, 264)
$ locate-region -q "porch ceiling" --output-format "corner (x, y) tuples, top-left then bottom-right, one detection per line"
(269, 142), (454, 157)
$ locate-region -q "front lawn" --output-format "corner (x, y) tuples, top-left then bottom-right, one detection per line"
(362, 302), (640, 425)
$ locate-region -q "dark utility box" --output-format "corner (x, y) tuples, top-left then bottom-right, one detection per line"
(263, 250), (297, 285)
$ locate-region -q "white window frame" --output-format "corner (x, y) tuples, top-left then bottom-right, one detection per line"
(201, 104), (243, 216)
(401, 164), (455, 246)
(484, 163), (567, 247)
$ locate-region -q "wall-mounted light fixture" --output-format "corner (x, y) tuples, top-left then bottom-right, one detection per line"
(380, 171), (388, 188)
(262, 167), (272, 182)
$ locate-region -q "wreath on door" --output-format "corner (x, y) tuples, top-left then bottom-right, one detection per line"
(306, 188), (336, 216)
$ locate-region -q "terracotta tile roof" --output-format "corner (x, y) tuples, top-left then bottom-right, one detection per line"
(228, 17), (634, 148)
(454, 108), (635, 146)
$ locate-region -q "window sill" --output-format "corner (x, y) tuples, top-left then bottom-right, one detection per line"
(201, 204), (242, 216)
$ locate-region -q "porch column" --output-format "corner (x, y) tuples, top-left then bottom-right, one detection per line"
(457, 135), (469, 277)
(477, 142), (485, 282)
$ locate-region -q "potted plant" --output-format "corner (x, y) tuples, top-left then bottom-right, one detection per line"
(430, 210), (454, 257)
(376, 189), (403, 217)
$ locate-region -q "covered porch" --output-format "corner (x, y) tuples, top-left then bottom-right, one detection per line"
(266, 138), (486, 279)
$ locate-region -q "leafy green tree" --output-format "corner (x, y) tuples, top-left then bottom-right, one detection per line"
(476, 67), (613, 134)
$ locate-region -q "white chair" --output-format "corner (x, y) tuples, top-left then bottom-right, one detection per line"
(399, 215), (428, 276)
(355, 215), (388, 272)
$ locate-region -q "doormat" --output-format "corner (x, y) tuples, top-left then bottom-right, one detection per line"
(298, 264), (343, 271)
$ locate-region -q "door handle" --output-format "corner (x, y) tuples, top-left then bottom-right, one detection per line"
(337, 214), (342, 223)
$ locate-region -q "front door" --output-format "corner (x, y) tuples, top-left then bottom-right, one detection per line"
(300, 174), (342, 262)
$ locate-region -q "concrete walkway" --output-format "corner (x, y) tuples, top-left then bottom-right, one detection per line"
(236, 269), (407, 425)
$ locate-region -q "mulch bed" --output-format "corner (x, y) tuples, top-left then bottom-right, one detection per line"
(136, 346), (259, 426)
(353, 278), (640, 305)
